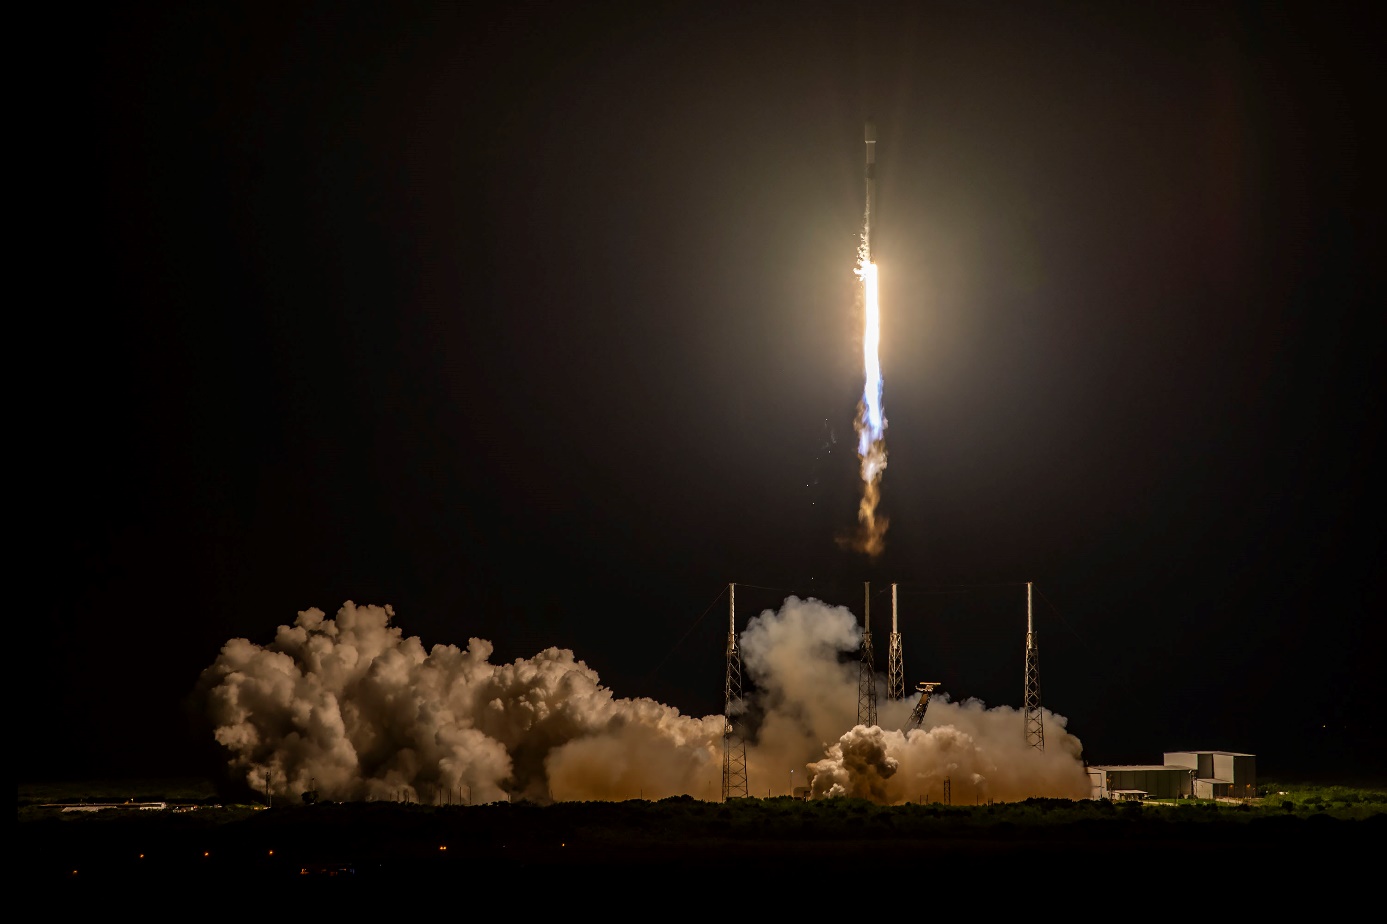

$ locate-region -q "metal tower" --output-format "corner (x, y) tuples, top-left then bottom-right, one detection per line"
(1024, 581), (1045, 750)
(906, 681), (941, 730)
(857, 582), (878, 727)
(887, 582), (904, 699)
(722, 583), (749, 799)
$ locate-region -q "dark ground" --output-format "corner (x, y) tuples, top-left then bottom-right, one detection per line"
(21, 793), (1383, 902)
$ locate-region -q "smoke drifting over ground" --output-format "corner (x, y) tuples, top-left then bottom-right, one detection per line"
(193, 597), (1089, 804)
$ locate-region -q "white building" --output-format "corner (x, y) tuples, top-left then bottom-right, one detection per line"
(1164, 750), (1257, 800)
(1087, 764), (1191, 800)
(1087, 750), (1256, 801)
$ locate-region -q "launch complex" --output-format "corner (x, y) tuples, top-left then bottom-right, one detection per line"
(721, 579), (1046, 800)
(720, 123), (1045, 800)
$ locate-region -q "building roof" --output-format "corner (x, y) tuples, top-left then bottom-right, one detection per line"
(1090, 765), (1189, 772)
(1164, 750), (1254, 757)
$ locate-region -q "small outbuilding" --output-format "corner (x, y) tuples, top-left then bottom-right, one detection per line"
(1109, 789), (1149, 803)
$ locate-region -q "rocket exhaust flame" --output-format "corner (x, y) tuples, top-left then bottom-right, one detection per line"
(842, 120), (888, 557)
(845, 257), (888, 557)
(859, 261), (884, 453)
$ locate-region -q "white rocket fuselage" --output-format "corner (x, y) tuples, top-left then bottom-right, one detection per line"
(864, 120), (876, 261)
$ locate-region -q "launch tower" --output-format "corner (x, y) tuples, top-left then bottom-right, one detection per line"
(722, 583), (749, 799)
(857, 582), (878, 727)
(1024, 581), (1045, 750)
(887, 582), (904, 699)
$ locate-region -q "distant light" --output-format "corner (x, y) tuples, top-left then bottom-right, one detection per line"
(139, 854), (144, 859)
(268, 850), (274, 855)
(204, 851), (210, 857)
(439, 845), (447, 851)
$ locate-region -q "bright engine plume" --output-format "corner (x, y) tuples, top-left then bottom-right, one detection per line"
(843, 119), (888, 556)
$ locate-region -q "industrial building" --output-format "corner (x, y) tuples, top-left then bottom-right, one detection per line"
(1088, 751), (1257, 801)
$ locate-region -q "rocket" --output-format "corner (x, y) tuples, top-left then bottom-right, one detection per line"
(864, 120), (876, 261)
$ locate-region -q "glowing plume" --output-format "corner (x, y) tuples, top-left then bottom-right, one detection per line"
(842, 242), (888, 557)
(859, 261), (885, 456)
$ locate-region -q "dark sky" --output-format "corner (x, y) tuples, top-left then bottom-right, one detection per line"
(32, 1), (1381, 783)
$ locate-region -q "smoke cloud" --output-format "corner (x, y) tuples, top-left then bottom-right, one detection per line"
(192, 596), (1089, 804)
(737, 596), (1090, 802)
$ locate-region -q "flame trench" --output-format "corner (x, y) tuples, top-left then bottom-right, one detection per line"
(848, 250), (888, 557)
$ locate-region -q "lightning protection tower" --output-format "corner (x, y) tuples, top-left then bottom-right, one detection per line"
(1024, 581), (1045, 750)
(887, 582), (904, 699)
(722, 583), (749, 799)
(857, 582), (878, 727)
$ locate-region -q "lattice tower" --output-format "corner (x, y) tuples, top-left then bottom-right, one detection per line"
(1024, 581), (1045, 750)
(886, 582), (904, 699)
(722, 582), (749, 799)
(857, 582), (878, 727)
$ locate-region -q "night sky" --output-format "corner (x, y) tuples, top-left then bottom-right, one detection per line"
(33, 2), (1380, 784)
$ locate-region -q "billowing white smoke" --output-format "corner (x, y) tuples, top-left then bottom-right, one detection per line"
(737, 596), (1091, 802)
(193, 602), (723, 803)
(805, 705), (1091, 803)
(193, 596), (1089, 804)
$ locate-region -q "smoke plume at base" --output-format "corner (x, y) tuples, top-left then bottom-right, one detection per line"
(191, 601), (722, 803)
(735, 599), (1088, 803)
(192, 596), (1089, 805)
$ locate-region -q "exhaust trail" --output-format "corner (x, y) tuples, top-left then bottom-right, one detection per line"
(842, 120), (888, 557)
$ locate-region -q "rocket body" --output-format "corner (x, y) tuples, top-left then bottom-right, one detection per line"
(864, 120), (876, 261)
